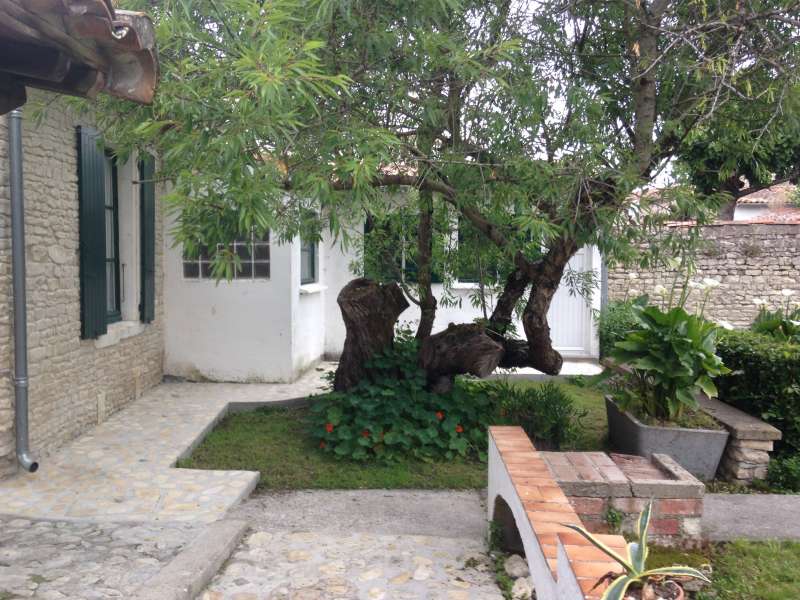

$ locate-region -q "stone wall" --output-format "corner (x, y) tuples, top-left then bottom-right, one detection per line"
(0, 95), (164, 478)
(608, 222), (800, 327)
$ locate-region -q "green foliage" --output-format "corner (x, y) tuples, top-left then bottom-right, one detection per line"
(751, 306), (800, 344)
(178, 406), (486, 490)
(716, 330), (800, 454)
(607, 303), (729, 421)
(566, 501), (711, 600)
(311, 331), (494, 462)
(83, 0), (800, 293)
(598, 300), (640, 358)
(767, 455), (800, 493)
(479, 379), (586, 450)
(604, 507), (624, 534)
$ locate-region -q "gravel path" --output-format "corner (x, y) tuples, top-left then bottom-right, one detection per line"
(0, 515), (203, 599)
(703, 493), (800, 541)
(200, 490), (503, 600)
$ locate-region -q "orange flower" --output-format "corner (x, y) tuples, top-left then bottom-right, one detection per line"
(325, 423), (334, 433)
(455, 424), (464, 433)
(435, 411), (445, 421)
(319, 440), (326, 449)
(361, 429), (370, 438)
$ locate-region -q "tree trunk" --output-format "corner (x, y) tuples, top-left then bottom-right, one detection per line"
(416, 188), (437, 340)
(419, 323), (504, 392)
(522, 238), (578, 375)
(333, 278), (409, 392)
(489, 266), (529, 334)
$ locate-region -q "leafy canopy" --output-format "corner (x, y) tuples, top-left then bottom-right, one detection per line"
(89, 0), (800, 285)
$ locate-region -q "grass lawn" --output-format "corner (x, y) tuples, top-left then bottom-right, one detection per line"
(178, 406), (487, 490)
(648, 542), (800, 600)
(178, 378), (607, 490)
(510, 377), (608, 451)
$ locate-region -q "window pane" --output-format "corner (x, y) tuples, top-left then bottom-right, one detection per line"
(301, 241), (316, 283)
(106, 262), (116, 312)
(183, 261), (199, 278)
(254, 243), (269, 261)
(235, 242), (251, 261)
(200, 261), (213, 278)
(237, 261), (253, 278)
(105, 209), (114, 258)
(254, 262), (269, 278)
(104, 155), (114, 208)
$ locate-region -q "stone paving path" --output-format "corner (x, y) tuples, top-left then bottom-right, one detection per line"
(703, 493), (800, 541)
(0, 515), (202, 599)
(201, 490), (504, 600)
(0, 367), (331, 523)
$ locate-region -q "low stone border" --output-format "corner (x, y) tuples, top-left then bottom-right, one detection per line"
(700, 395), (782, 483)
(132, 519), (249, 600)
(488, 426), (629, 600)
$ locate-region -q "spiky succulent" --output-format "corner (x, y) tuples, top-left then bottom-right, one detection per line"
(564, 501), (711, 600)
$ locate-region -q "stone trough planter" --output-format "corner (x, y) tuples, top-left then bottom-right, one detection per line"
(606, 397), (729, 480)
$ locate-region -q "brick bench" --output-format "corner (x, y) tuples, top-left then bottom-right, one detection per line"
(488, 426), (629, 600)
(540, 451), (704, 546)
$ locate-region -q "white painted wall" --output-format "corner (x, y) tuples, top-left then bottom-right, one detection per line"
(164, 214), (598, 383)
(164, 221), (357, 382)
(164, 214), (296, 382)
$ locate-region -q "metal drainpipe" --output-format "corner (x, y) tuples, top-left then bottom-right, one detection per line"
(8, 109), (38, 473)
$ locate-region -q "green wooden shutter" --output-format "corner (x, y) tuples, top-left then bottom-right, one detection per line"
(139, 153), (156, 323)
(77, 126), (108, 339)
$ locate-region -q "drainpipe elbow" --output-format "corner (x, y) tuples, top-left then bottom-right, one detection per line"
(16, 450), (38, 473)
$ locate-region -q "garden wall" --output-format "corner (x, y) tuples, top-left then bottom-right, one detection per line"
(607, 223), (800, 327)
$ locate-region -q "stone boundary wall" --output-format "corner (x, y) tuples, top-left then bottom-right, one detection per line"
(607, 223), (800, 328)
(0, 94), (164, 477)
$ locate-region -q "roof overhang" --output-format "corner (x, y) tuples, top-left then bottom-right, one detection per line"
(0, 0), (158, 114)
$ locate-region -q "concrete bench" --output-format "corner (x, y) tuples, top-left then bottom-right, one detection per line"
(488, 426), (629, 600)
(700, 395), (782, 483)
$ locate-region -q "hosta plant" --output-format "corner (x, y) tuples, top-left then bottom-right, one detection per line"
(565, 501), (711, 600)
(607, 301), (729, 421)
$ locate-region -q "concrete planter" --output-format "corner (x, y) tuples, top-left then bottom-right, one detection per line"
(605, 396), (729, 480)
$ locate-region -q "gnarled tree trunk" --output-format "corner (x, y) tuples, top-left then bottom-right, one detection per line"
(419, 323), (504, 392)
(333, 278), (409, 392)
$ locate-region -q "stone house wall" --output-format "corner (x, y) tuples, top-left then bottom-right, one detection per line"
(0, 95), (164, 478)
(607, 222), (800, 327)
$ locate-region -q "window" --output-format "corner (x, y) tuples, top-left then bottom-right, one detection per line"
(300, 239), (317, 284)
(182, 232), (270, 280)
(78, 126), (156, 339)
(103, 153), (121, 323)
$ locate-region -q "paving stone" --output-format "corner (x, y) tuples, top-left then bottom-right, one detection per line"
(0, 515), (201, 600)
(203, 529), (504, 600)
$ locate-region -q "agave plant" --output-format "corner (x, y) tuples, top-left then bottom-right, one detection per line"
(564, 501), (710, 600)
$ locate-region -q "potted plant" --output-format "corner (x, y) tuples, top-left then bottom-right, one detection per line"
(603, 298), (730, 479)
(565, 501), (711, 600)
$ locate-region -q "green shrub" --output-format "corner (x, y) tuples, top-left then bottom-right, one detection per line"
(598, 300), (640, 358)
(751, 306), (800, 343)
(478, 380), (586, 450)
(716, 330), (800, 454)
(767, 455), (800, 492)
(311, 330), (494, 462)
(607, 303), (729, 421)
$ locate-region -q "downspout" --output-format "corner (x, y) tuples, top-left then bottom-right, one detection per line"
(8, 109), (38, 472)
